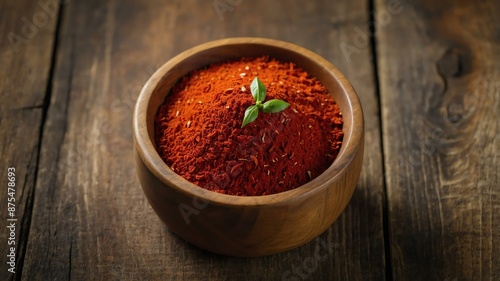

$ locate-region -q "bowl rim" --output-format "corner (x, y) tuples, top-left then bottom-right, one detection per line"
(133, 37), (363, 207)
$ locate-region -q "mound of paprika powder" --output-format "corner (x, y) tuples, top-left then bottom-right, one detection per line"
(155, 56), (343, 196)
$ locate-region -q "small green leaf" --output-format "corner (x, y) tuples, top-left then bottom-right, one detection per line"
(262, 99), (290, 113)
(241, 105), (259, 128)
(250, 77), (266, 102)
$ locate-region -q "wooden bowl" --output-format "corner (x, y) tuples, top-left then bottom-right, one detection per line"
(133, 38), (364, 257)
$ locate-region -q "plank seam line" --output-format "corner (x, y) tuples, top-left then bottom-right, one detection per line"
(15, 3), (66, 281)
(368, 0), (393, 280)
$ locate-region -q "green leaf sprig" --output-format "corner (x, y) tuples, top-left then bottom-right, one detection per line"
(241, 77), (290, 128)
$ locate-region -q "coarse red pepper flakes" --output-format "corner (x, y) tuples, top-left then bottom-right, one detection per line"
(155, 56), (343, 196)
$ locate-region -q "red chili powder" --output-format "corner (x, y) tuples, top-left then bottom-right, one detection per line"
(155, 56), (343, 196)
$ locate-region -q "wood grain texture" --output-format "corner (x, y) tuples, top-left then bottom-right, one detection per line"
(2, 0), (498, 279)
(19, 0), (386, 280)
(376, 0), (500, 280)
(0, 0), (59, 280)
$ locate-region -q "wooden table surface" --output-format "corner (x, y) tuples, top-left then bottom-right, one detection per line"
(1, 0), (498, 280)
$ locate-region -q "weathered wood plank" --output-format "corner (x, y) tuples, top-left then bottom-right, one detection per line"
(22, 0), (386, 280)
(0, 0), (59, 280)
(376, 0), (500, 279)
